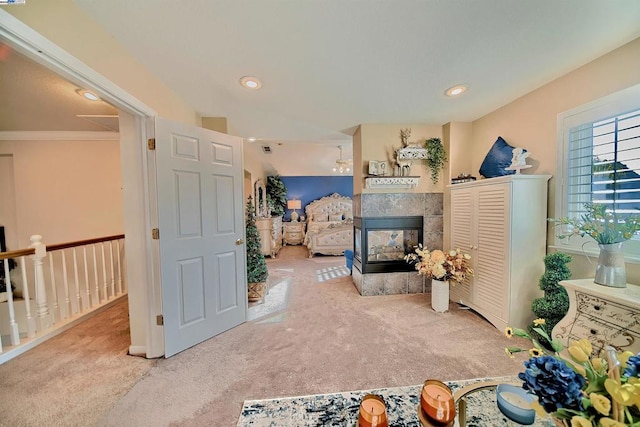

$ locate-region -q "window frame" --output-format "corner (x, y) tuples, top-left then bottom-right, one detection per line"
(554, 83), (640, 263)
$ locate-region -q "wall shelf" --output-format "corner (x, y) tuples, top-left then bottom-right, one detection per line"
(365, 176), (419, 189)
(397, 147), (428, 160)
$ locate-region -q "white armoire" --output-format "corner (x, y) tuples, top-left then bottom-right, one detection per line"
(448, 174), (551, 330)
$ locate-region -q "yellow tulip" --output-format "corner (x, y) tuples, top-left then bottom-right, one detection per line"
(605, 379), (636, 406)
(570, 416), (590, 427)
(591, 357), (605, 371)
(589, 392), (610, 416)
(575, 338), (592, 356)
(619, 351), (634, 367)
(599, 418), (627, 427)
(568, 345), (589, 363)
(533, 318), (545, 326)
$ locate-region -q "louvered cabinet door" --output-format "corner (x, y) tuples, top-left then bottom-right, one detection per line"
(449, 188), (474, 305)
(474, 183), (510, 324)
(448, 175), (551, 331)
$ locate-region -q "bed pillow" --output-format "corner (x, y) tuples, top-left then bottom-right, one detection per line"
(479, 136), (522, 178)
(329, 214), (343, 222)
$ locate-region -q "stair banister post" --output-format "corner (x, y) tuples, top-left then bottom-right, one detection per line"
(30, 234), (52, 331)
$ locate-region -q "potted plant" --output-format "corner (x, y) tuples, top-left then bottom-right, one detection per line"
(245, 198), (269, 302)
(424, 137), (447, 184)
(266, 175), (287, 217)
(529, 252), (571, 349)
(550, 202), (640, 287)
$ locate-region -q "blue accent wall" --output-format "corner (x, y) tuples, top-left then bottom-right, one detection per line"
(280, 176), (353, 221)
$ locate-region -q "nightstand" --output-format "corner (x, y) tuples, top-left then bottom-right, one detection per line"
(283, 221), (306, 245)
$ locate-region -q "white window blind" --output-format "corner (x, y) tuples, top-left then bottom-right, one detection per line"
(567, 109), (640, 220)
(556, 84), (640, 259)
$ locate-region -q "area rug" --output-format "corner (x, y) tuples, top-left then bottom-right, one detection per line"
(315, 266), (350, 282)
(237, 376), (555, 426)
(247, 278), (291, 322)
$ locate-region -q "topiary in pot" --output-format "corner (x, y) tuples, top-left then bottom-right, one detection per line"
(529, 252), (572, 348)
(266, 175), (287, 217)
(245, 198), (268, 302)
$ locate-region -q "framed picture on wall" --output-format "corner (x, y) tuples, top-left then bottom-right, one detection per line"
(368, 161), (379, 176)
(378, 161), (388, 176)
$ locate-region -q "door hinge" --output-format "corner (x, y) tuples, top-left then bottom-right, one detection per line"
(148, 138), (156, 150)
(152, 228), (160, 239)
(156, 314), (164, 326)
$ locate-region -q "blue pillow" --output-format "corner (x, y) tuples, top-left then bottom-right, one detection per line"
(479, 137), (524, 178)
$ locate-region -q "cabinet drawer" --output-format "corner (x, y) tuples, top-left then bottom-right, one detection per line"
(575, 292), (640, 333)
(286, 225), (303, 232)
(566, 313), (640, 356)
(287, 232), (302, 240)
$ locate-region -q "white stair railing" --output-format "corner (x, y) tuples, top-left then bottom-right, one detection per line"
(0, 233), (125, 362)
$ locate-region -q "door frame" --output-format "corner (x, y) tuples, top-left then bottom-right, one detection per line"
(0, 10), (165, 357)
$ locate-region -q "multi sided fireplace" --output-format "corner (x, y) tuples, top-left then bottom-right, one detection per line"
(353, 216), (423, 274)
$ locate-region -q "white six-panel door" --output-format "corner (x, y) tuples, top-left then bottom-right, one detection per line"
(154, 117), (246, 357)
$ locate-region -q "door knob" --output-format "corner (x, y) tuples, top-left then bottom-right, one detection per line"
(236, 239), (244, 245)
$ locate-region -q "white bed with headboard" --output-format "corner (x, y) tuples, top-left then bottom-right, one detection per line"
(303, 193), (353, 257)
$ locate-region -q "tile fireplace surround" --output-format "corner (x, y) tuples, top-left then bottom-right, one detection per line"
(351, 193), (443, 296)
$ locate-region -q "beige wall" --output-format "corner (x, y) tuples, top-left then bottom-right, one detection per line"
(357, 124), (443, 194)
(0, 139), (123, 248)
(469, 37), (640, 284)
(6, 1), (198, 126)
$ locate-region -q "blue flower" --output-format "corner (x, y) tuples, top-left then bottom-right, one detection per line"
(624, 354), (640, 378)
(518, 355), (585, 413)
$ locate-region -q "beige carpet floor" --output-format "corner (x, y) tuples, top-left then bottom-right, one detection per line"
(0, 245), (532, 426)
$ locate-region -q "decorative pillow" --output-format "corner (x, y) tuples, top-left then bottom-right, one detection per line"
(479, 136), (524, 178)
(329, 214), (343, 222)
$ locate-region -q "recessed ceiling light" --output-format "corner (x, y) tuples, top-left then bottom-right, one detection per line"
(76, 89), (100, 101)
(246, 137), (257, 142)
(445, 85), (467, 97)
(240, 76), (262, 90)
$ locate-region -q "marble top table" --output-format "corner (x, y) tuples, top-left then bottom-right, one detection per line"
(237, 376), (556, 426)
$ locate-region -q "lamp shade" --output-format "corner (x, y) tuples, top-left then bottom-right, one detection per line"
(287, 200), (301, 210)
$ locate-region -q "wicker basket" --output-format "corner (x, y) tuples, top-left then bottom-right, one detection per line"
(248, 282), (266, 302)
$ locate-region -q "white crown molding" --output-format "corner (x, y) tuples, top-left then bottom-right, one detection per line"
(0, 131), (120, 141)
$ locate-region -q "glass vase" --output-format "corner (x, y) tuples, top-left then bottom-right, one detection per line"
(594, 242), (626, 288)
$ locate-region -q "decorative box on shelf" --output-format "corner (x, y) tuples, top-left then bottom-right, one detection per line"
(451, 174), (477, 184)
(365, 176), (420, 189)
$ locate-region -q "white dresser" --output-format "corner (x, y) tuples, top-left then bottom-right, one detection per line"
(553, 279), (640, 356)
(448, 174), (551, 330)
(255, 216), (283, 257)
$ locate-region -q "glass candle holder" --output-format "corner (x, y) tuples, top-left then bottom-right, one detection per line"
(420, 380), (456, 424)
(358, 394), (388, 427)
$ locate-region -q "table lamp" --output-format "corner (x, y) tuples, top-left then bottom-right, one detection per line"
(287, 200), (302, 222)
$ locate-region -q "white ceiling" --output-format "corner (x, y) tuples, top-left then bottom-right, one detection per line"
(2, 1), (640, 176)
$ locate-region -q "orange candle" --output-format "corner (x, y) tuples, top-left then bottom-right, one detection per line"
(420, 380), (455, 424)
(358, 394), (389, 427)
